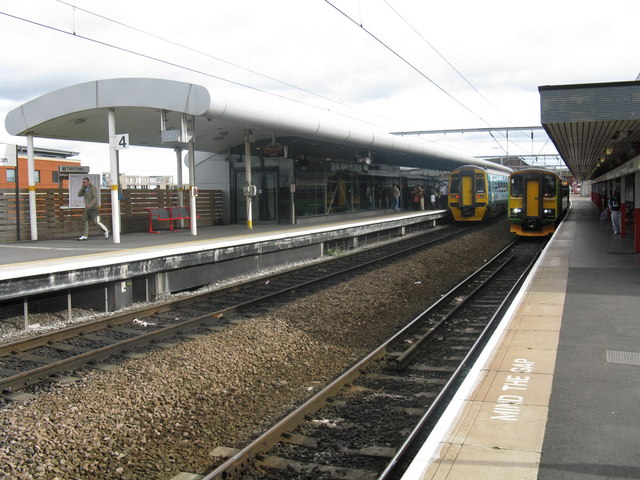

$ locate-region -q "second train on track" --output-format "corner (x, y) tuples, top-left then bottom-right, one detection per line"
(507, 168), (569, 236)
(447, 165), (510, 222)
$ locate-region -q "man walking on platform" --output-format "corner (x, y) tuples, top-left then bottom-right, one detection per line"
(77, 177), (109, 240)
(608, 191), (621, 234)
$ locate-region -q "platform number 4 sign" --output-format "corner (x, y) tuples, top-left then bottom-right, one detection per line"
(111, 134), (130, 150)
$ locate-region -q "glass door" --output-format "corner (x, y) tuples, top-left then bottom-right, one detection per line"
(237, 171), (278, 223)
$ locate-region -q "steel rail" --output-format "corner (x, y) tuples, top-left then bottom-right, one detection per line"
(0, 224), (478, 392)
(0, 224), (468, 357)
(378, 241), (543, 480)
(201, 238), (521, 479)
(395, 253), (514, 370)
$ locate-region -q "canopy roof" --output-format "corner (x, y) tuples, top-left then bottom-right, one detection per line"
(6, 77), (511, 173)
(539, 80), (640, 181)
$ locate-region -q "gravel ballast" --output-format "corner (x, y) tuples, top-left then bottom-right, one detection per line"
(0, 222), (515, 479)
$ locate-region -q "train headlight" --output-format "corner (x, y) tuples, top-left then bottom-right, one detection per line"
(543, 208), (555, 218)
(510, 208), (522, 217)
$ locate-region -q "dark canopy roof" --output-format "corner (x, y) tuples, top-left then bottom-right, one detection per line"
(539, 80), (640, 181)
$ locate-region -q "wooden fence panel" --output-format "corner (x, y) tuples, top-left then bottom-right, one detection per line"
(0, 189), (224, 242)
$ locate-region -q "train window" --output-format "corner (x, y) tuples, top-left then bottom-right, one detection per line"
(475, 174), (485, 193)
(450, 175), (460, 194)
(543, 175), (556, 197)
(510, 176), (523, 197)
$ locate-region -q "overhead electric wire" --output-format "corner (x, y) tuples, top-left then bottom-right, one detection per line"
(381, 0), (519, 130)
(1, 2), (551, 159)
(52, 0), (422, 132)
(324, 0), (488, 126)
(328, 0), (540, 155)
(323, 0), (515, 156)
(55, 1), (336, 110)
(0, 8), (393, 131)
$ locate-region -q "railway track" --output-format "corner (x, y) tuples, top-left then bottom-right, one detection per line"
(196, 237), (546, 480)
(0, 223), (480, 397)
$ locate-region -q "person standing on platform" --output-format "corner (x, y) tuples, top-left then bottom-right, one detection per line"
(609, 191), (621, 234)
(77, 177), (109, 240)
(439, 182), (448, 208)
(392, 184), (401, 212)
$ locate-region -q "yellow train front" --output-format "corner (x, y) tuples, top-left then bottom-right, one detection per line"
(508, 168), (569, 236)
(448, 165), (509, 221)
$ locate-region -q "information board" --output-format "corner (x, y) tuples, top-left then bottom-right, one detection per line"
(69, 173), (101, 209)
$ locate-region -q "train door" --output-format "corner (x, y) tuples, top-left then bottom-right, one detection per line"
(461, 172), (474, 207)
(525, 178), (540, 217)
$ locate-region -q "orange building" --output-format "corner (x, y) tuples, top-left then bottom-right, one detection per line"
(0, 145), (82, 189)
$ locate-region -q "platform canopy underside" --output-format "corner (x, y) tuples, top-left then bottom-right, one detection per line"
(539, 81), (640, 181)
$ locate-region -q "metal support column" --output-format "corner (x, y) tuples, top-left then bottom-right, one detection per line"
(107, 109), (121, 243)
(187, 131), (197, 236)
(244, 130), (253, 229)
(176, 147), (184, 228)
(26, 135), (38, 240)
(23, 297), (28, 330)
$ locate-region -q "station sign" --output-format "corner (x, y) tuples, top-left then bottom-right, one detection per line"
(261, 143), (288, 158)
(59, 165), (90, 179)
(59, 165), (90, 174)
(110, 133), (130, 150)
(1, 143), (17, 167)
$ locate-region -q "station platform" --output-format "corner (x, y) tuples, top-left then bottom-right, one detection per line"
(403, 195), (640, 480)
(0, 209), (446, 303)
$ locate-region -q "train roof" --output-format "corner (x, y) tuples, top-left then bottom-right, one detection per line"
(450, 164), (512, 175)
(509, 167), (564, 177)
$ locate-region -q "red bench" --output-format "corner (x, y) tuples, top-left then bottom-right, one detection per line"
(145, 206), (200, 233)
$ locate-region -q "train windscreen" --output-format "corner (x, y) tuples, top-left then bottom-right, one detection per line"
(542, 175), (556, 197)
(510, 176), (523, 197)
(449, 175), (460, 194)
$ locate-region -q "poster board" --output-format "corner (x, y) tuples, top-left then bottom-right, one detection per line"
(69, 174), (101, 209)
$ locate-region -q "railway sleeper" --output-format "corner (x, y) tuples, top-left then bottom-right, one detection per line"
(408, 365), (456, 373)
(209, 446), (377, 480)
(13, 351), (58, 364)
(108, 326), (151, 336)
(257, 454), (377, 480)
(340, 445), (397, 458)
(76, 333), (117, 345)
(364, 373), (448, 385)
(449, 345), (473, 351)
(0, 364), (20, 375)
(282, 434), (398, 459)
(49, 342), (92, 354)
(281, 433), (318, 448)
(447, 336), (477, 343)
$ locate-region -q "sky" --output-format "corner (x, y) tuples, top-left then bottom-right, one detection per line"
(1, 0), (639, 179)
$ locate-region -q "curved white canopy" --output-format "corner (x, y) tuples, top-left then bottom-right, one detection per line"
(6, 77), (511, 173)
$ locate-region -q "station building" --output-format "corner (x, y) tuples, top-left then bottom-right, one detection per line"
(4, 77), (509, 242)
(0, 145), (80, 189)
